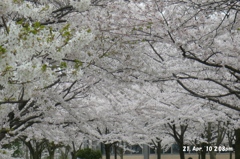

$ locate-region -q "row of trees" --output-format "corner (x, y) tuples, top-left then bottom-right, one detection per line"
(0, 0), (240, 159)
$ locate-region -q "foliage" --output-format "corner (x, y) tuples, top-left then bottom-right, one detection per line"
(0, 140), (24, 158)
(9, 140), (24, 158)
(77, 148), (102, 159)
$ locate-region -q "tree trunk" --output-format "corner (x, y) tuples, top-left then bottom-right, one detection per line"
(71, 152), (77, 159)
(33, 152), (42, 159)
(49, 150), (55, 159)
(71, 141), (81, 159)
(47, 143), (59, 159)
(24, 141), (43, 159)
(60, 146), (70, 159)
(25, 143), (29, 159)
(114, 144), (117, 159)
(200, 150), (206, 159)
(198, 152), (200, 159)
(105, 144), (112, 159)
(200, 143), (207, 159)
(209, 151), (216, 159)
(157, 142), (161, 159)
(179, 143), (185, 159)
(118, 141), (124, 159)
(235, 129), (240, 159)
(230, 152), (232, 159)
(227, 130), (234, 159)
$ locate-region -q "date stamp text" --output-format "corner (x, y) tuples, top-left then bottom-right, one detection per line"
(183, 146), (234, 152)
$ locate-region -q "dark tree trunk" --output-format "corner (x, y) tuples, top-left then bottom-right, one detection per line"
(47, 142), (62, 159)
(61, 146), (71, 159)
(118, 141), (124, 159)
(200, 150), (206, 159)
(24, 140), (45, 159)
(71, 142), (78, 159)
(230, 152), (233, 159)
(235, 129), (240, 159)
(71, 152), (77, 159)
(200, 143), (207, 159)
(114, 143), (117, 159)
(198, 152), (200, 159)
(151, 139), (161, 159)
(32, 152), (42, 159)
(105, 144), (112, 159)
(48, 149), (55, 159)
(157, 141), (161, 159)
(178, 143), (185, 159)
(209, 151), (216, 159)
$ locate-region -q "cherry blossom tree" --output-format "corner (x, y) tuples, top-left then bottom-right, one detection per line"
(0, 0), (95, 144)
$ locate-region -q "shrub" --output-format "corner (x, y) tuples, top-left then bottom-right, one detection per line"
(77, 148), (102, 159)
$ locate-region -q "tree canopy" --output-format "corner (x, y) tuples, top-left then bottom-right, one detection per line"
(0, 0), (239, 159)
